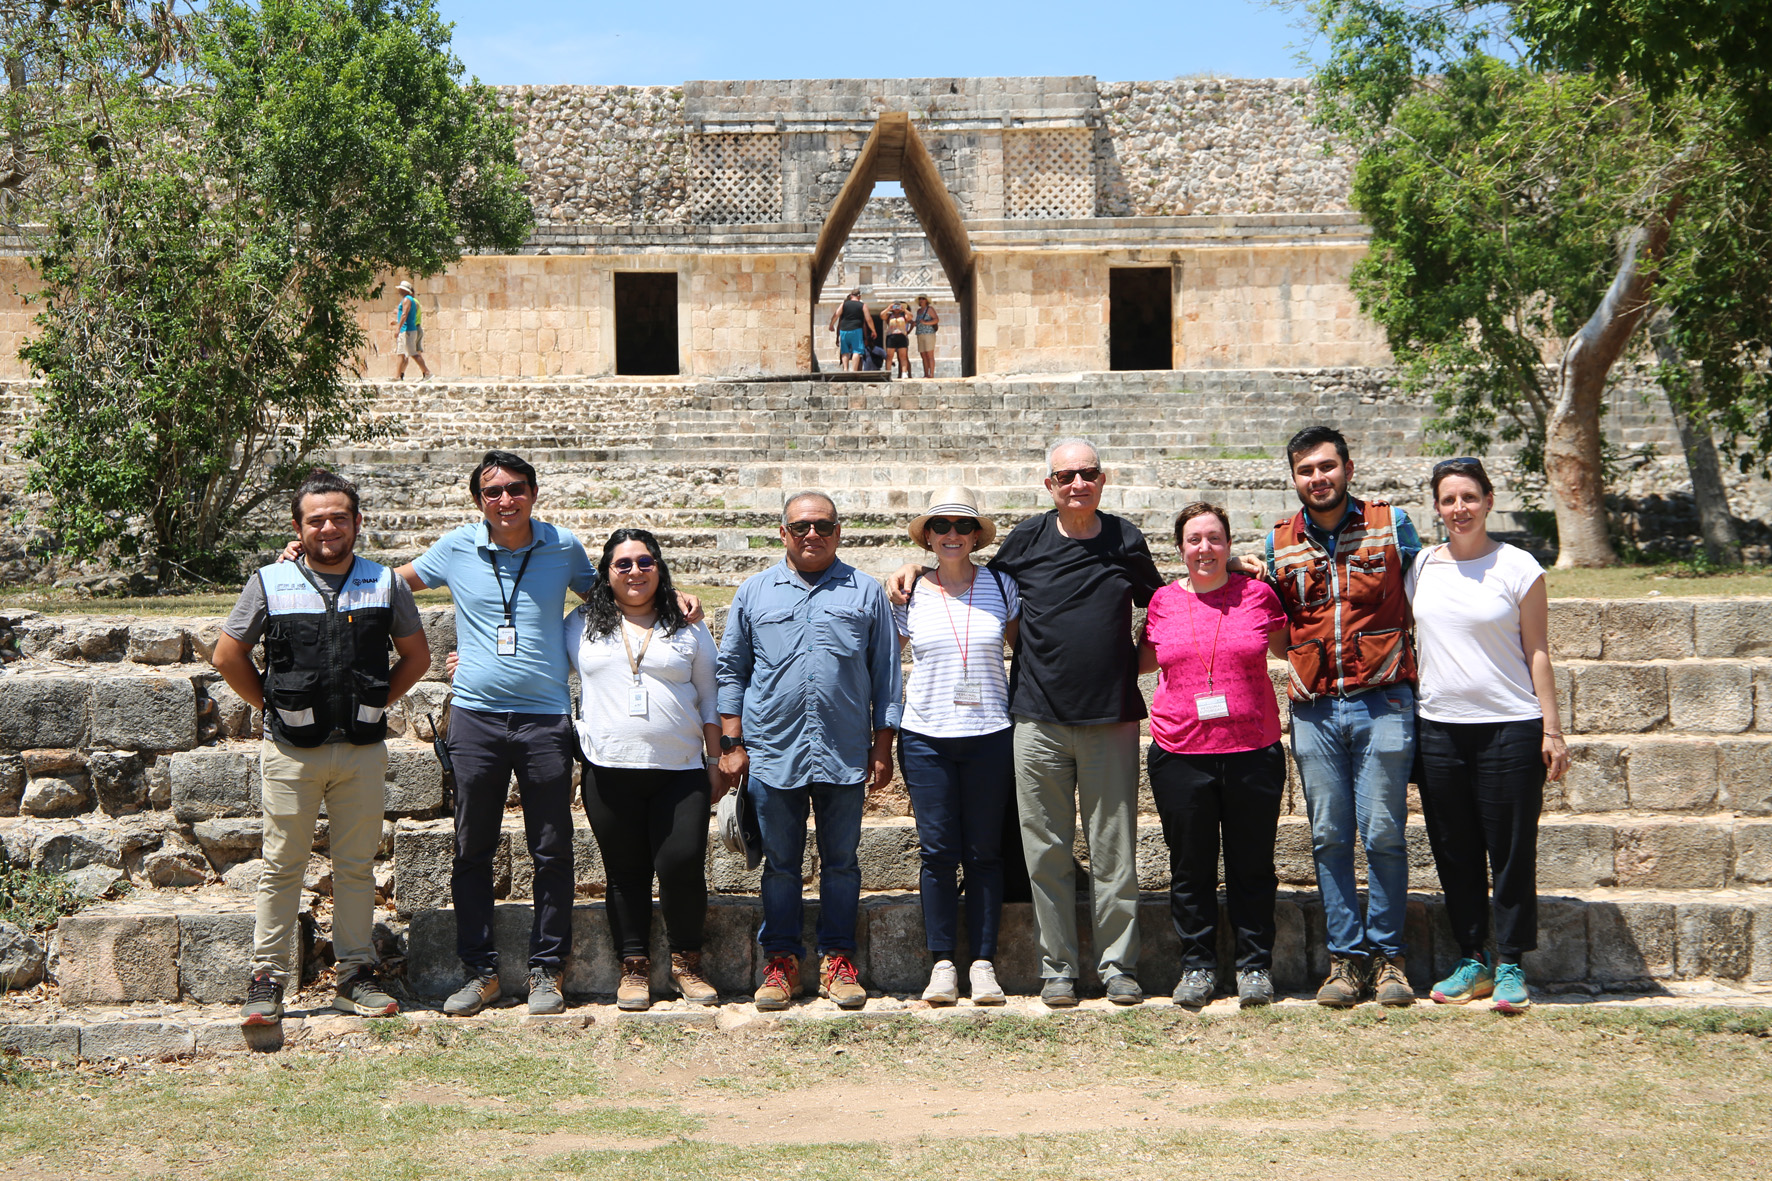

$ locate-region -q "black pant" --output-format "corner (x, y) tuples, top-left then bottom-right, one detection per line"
(1148, 743), (1285, 972)
(581, 764), (711, 959)
(448, 707), (577, 972)
(1417, 718), (1544, 958)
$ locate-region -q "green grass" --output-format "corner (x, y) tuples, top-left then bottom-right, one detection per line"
(1543, 565), (1772, 598)
(0, 861), (88, 934)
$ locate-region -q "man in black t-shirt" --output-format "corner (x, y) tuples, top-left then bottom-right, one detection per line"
(891, 440), (1163, 1006)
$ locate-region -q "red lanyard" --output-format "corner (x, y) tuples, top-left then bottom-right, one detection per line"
(933, 568), (976, 674)
(1181, 582), (1225, 692)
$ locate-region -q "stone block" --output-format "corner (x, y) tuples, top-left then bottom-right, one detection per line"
(1403, 897), (1434, 991)
(1130, 896), (1182, 996)
(1675, 900), (1753, 980)
(30, 829), (123, 874)
(0, 677), (89, 749)
(21, 774), (91, 817)
(1760, 665), (1772, 734)
(170, 748), (260, 822)
(194, 1019), (283, 1054)
(75, 623), (129, 661)
(1626, 739), (1719, 811)
(0, 753), (22, 816)
(680, 898), (756, 996)
(1667, 664), (1755, 733)
(1693, 600), (1772, 658)
(388, 682), (451, 741)
(1273, 817), (1316, 885)
(88, 750), (150, 816)
(1601, 601), (1692, 660)
(381, 744), (444, 815)
(1587, 900), (1675, 984)
(79, 1021), (196, 1061)
(55, 914), (181, 1003)
(1271, 896), (1307, 993)
(990, 903), (1042, 997)
(90, 676), (198, 751)
(1615, 820), (1732, 889)
(865, 898), (929, 993)
(65, 864), (126, 900)
(1536, 823), (1617, 889)
(128, 623), (189, 665)
(405, 904), (536, 1001)
(0, 920), (46, 989)
(1732, 820), (1772, 884)
(1547, 600), (1602, 660)
(419, 607), (456, 682)
(855, 823), (919, 891)
(178, 911), (262, 1003)
(192, 818), (264, 870)
(0, 1023), (79, 1062)
(1573, 664), (1666, 734)
(141, 845), (210, 888)
(1520, 896), (1587, 984)
(1719, 740), (1772, 814)
(205, 681), (258, 740)
(392, 825), (453, 916)
(1134, 822), (1168, 891)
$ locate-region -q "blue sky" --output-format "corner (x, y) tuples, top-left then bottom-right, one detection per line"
(439, 0), (1318, 86)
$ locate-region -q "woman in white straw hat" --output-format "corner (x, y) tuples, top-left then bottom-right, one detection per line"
(894, 486), (1021, 1005)
(389, 279), (432, 382)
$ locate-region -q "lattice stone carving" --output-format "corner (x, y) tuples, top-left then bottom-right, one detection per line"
(1003, 129), (1095, 219)
(689, 133), (783, 224)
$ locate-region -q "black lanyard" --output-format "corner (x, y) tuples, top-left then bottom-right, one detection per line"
(486, 547), (534, 627)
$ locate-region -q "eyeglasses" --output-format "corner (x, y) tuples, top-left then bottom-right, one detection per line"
(1432, 457), (1482, 474)
(612, 556), (657, 572)
(925, 517), (980, 536)
(785, 519), (838, 537)
(479, 481), (530, 502)
(1049, 467), (1103, 485)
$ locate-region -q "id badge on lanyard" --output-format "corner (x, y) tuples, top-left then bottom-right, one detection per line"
(1195, 692), (1230, 720)
(496, 625), (518, 656)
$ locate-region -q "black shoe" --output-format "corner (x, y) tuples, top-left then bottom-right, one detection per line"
(1171, 968), (1215, 1008)
(241, 974), (285, 1026)
(1104, 973), (1144, 1005)
(1040, 977), (1079, 1008)
(1237, 968), (1275, 1008)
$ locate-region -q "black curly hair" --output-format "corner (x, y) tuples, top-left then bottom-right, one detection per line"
(584, 528), (688, 638)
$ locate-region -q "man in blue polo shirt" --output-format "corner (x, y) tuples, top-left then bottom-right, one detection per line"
(402, 450), (593, 1017)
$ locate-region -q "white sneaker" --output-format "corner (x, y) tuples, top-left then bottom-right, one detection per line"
(968, 960), (1006, 1006)
(922, 959), (959, 1005)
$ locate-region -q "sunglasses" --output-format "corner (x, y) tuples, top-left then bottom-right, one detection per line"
(926, 517), (980, 536)
(1432, 457), (1482, 474)
(612, 556), (657, 572)
(1049, 467), (1103, 485)
(479, 480), (531, 502)
(785, 519), (838, 537)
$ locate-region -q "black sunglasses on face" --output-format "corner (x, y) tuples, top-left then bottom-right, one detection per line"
(926, 517), (980, 536)
(1049, 467), (1103, 485)
(785, 519), (838, 537)
(479, 480), (531, 501)
(612, 556), (657, 572)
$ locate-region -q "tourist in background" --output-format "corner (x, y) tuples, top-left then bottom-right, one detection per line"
(390, 279), (432, 382)
(895, 487), (1020, 1006)
(913, 295), (939, 378)
(883, 300), (913, 379)
(1408, 458), (1567, 1013)
(564, 529), (723, 1012)
(829, 289), (874, 372)
(1139, 502), (1289, 1008)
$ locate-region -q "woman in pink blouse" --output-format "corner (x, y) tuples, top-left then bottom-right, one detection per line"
(1138, 502), (1290, 1009)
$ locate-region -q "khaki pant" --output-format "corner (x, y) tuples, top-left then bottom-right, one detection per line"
(253, 739), (388, 985)
(1012, 717), (1142, 982)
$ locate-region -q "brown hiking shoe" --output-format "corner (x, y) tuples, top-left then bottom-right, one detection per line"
(1316, 955), (1369, 1008)
(1374, 955), (1415, 1006)
(617, 956), (652, 1011)
(819, 952), (867, 1010)
(671, 951), (719, 1005)
(753, 954), (801, 1011)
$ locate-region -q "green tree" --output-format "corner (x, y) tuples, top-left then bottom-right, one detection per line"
(12, 0), (530, 584)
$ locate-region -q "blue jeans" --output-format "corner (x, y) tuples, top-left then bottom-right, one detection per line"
(750, 779), (865, 958)
(1289, 683), (1416, 959)
(900, 727), (1014, 961)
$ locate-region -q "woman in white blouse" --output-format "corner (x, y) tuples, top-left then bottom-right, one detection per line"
(1407, 459), (1568, 1013)
(564, 529), (723, 1012)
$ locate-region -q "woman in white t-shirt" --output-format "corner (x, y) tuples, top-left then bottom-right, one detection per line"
(1407, 458), (1569, 1013)
(894, 487), (1020, 1007)
(563, 529), (722, 1012)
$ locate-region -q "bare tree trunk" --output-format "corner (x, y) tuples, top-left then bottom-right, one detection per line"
(1545, 218), (1674, 567)
(1648, 311), (1742, 566)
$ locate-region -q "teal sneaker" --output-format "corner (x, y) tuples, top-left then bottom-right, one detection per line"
(1492, 962), (1532, 1013)
(1431, 955), (1494, 1005)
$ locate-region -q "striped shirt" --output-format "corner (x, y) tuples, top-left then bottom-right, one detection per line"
(893, 567), (1021, 738)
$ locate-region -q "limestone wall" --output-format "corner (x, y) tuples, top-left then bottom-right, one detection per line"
(501, 85), (690, 227)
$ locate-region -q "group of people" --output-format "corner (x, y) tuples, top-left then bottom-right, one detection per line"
(828, 291), (940, 377)
(215, 424), (1566, 1026)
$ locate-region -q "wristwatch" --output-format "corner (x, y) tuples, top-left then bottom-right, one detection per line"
(719, 735), (747, 752)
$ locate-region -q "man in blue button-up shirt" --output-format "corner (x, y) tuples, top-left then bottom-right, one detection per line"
(717, 491), (902, 1011)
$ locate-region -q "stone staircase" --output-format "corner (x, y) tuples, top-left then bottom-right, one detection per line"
(2, 596), (1769, 1055)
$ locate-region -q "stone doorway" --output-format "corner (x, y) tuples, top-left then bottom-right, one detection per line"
(809, 113), (977, 377)
(1108, 266), (1173, 371)
(614, 272), (680, 376)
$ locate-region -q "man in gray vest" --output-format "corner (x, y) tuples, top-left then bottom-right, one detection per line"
(212, 469), (432, 1025)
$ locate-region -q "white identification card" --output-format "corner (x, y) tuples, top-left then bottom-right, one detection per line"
(628, 684), (649, 717)
(1195, 693), (1230, 721)
(496, 626), (518, 656)
(953, 680), (984, 707)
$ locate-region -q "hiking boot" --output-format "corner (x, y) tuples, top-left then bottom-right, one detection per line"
(1040, 977), (1078, 1008)
(333, 967), (398, 1017)
(1171, 968), (1215, 1008)
(444, 969), (501, 1017)
(1374, 956), (1415, 1007)
(753, 954), (801, 1011)
(617, 956), (652, 1011)
(1316, 955), (1368, 1008)
(1105, 973), (1145, 1005)
(528, 966), (566, 1015)
(1492, 962), (1532, 1013)
(968, 960), (1006, 1006)
(671, 951), (719, 1005)
(922, 959), (960, 1006)
(1432, 955), (1495, 1005)
(241, 974), (285, 1026)
(1237, 968), (1275, 1009)
(819, 952), (867, 1009)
